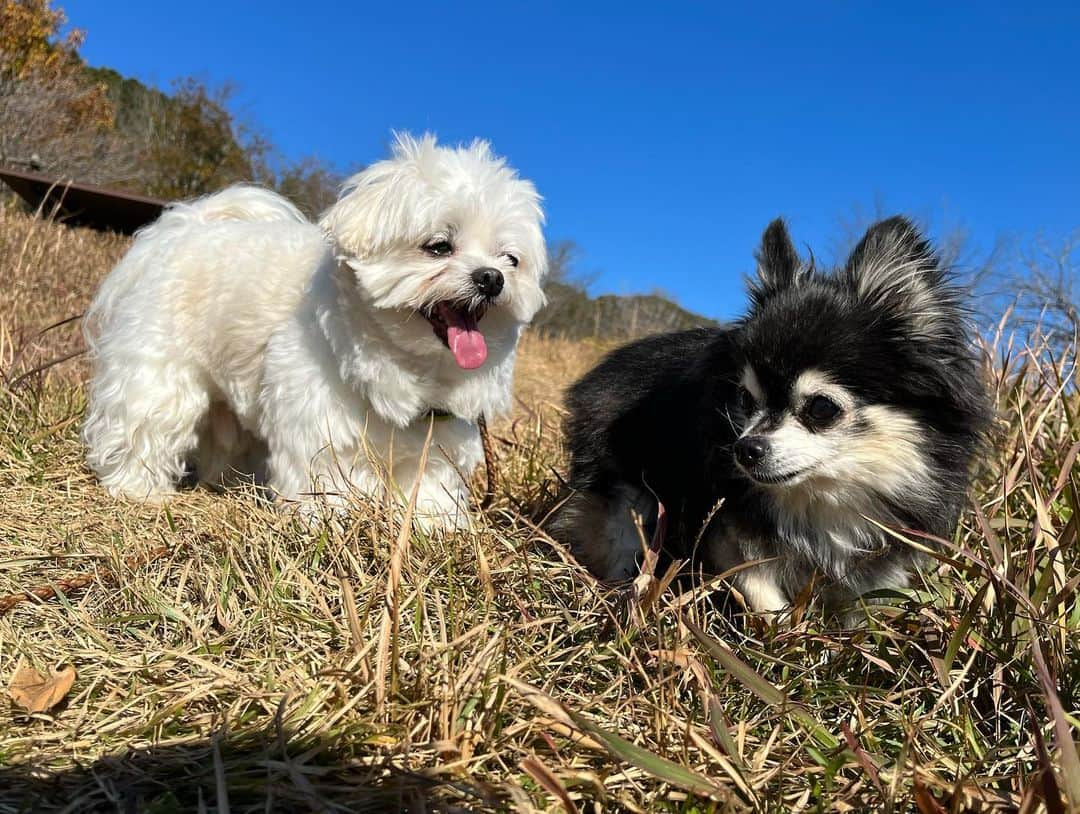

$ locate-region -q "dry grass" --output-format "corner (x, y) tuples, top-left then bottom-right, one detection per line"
(0, 206), (1077, 813)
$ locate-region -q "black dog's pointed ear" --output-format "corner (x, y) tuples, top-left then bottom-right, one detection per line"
(749, 218), (801, 305)
(843, 216), (954, 335)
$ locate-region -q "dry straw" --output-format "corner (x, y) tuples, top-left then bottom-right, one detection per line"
(0, 205), (1076, 812)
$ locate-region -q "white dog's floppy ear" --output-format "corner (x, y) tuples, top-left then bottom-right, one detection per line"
(843, 216), (954, 337)
(320, 167), (399, 259)
(749, 218), (801, 305)
(319, 133), (438, 259)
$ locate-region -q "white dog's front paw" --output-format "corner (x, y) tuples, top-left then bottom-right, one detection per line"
(274, 490), (349, 531)
(410, 486), (471, 533)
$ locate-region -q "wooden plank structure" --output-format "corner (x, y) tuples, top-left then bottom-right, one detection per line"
(0, 167), (165, 235)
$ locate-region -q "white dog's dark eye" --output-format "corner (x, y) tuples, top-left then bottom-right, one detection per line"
(501, 252), (519, 268)
(423, 239), (454, 257)
(805, 395), (841, 425)
(738, 387), (756, 414)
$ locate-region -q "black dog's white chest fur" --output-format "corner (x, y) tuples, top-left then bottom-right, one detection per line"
(734, 492), (913, 603)
(551, 216), (991, 615)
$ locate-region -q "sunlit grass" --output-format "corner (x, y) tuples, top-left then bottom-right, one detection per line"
(0, 207), (1076, 812)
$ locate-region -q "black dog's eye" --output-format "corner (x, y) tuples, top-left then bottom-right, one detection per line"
(423, 239), (453, 257)
(739, 387), (756, 414)
(805, 395), (841, 425)
(501, 252), (519, 267)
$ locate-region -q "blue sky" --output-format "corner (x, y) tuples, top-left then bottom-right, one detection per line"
(65, 1), (1079, 319)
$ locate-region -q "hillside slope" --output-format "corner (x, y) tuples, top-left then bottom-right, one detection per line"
(0, 210), (1076, 814)
(534, 280), (718, 339)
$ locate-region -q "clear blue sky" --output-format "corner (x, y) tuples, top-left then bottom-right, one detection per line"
(65, 1), (1079, 320)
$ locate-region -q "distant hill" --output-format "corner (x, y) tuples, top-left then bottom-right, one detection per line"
(532, 280), (718, 340)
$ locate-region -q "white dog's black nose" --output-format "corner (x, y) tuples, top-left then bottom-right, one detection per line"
(471, 267), (504, 299)
(734, 436), (769, 468)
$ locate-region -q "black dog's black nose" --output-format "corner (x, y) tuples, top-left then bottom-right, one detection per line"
(734, 436), (769, 467)
(471, 267), (504, 298)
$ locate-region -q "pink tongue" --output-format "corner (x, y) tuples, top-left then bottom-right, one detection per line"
(443, 307), (487, 369)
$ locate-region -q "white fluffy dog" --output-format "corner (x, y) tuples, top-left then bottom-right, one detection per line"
(82, 134), (548, 527)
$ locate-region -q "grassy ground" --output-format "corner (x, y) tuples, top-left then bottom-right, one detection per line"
(0, 205), (1077, 813)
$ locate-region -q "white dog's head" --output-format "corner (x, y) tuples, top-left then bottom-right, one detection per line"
(320, 133), (547, 373)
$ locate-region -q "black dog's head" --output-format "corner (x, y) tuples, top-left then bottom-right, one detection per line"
(731, 217), (991, 524)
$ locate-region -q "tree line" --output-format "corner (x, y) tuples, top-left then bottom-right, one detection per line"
(1, 1), (1074, 345)
(0, 0), (340, 215)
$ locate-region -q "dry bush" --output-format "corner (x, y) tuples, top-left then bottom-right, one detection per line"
(0, 210), (1076, 812)
(0, 0), (73, 75)
(272, 155), (344, 218)
(0, 0), (133, 186)
(0, 68), (134, 186)
(0, 2), (276, 199)
(131, 78), (260, 201)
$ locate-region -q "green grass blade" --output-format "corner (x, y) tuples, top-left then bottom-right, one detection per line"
(564, 708), (734, 802)
(685, 617), (839, 751)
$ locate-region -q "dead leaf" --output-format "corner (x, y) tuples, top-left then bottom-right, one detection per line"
(520, 755), (579, 813)
(913, 775), (948, 814)
(8, 659), (76, 713)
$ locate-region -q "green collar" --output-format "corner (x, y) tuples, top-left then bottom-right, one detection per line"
(422, 408), (455, 422)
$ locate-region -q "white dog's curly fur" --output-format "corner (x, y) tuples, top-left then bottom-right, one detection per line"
(82, 134), (547, 527)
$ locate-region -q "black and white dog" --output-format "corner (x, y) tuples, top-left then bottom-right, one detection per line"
(552, 217), (991, 614)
